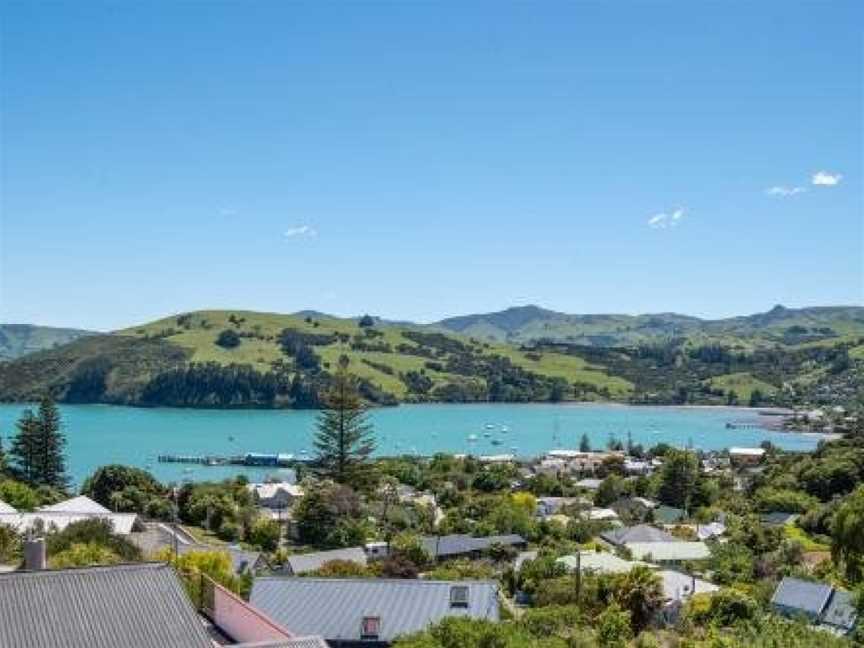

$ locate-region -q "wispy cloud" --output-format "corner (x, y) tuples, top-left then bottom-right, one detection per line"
(284, 225), (317, 239)
(765, 186), (807, 197)
(812, 171), (842, 186)
(648, 208), (686, 229)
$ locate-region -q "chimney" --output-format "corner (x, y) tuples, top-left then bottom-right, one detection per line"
(24, 537), (46, 571)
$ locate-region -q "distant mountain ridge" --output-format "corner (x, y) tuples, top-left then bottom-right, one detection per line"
(431, 304), (864, 347)
(0, 324), (96, 361)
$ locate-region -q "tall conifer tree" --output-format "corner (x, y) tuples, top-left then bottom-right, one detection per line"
(312, 356), (376, 487)
(10, 408), (40, 484)
(35, 396), (68, 490)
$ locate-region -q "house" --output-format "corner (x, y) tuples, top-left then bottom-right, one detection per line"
(250, 578), (500, 647)
(611, 497), (655, 522)
(248, 481), (304, 509)
(771, 577), (857, 634)
(557, 551), (646, 574)
(626, 541), (711, 564)
(575, 478), (603, 491)
(653, 505), (686, 525)
(0, 561), (326, 648)
(587, 507), (619, 522)
(657, 570), (719, 623)
(729, 447), (766, 466)
(624, 459), (653, 475)
(421, 534), (527, 561)
(283, 547), (368, 575)
(695, 521), (726, 540)
(536, 496), (587, 518)
(761, 511), (798, 527)
(129, 522), (264, 574)
(601, 524), (675, 547)
(545, 450), (624, 474)
(0, 494), (137, 535)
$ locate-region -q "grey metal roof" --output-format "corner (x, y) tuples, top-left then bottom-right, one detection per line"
(286, 547), (367, 575)
(250, 578), (500, 642)
(601, 524), (675, 546)
(0, 562), (213, 648)
(821, 590), (857, 631)
(771, 577), (833, 616)
(421, 534), (526, 559)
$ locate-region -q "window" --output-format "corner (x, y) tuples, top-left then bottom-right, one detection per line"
(450, 585), (469, 608)
(361, 616), (381, 640)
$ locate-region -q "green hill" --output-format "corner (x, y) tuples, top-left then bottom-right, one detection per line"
(0, 310), (631, 407)
(0, 324), (96, 361)
(433, 304), (864, 348)
(1, 307), (860, 409)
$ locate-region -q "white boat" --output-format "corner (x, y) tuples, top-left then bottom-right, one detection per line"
(484, 424), (496, 430)
(467, 434), (479, 442)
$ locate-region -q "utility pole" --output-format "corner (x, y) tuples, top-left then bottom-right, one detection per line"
(575, 550), (581, 607)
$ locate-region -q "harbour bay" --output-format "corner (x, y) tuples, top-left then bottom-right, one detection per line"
(0, 403), (823, 487)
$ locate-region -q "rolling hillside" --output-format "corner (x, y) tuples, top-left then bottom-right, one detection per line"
(0, 324), (96, 361)
(0, 310), (631, 407)
(0, 306), (860, 409)
(433, 304), (864, 348)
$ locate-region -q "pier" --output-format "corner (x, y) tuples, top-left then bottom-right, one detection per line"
(158, 452), (301, 467)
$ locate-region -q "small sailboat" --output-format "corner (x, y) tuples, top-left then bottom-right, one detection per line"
(467, 434), (479, 442)
(491, 439), (502, 446)
(484, 424), (496, 430)
(500, 425), (509, 433)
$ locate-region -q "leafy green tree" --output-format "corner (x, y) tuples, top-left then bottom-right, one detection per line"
(215, 329), (241, 348)
(358, 314), (375, 328)
(313, 358), (376, 486)
(611, 565), (664, 634)
(831, 485), (864, 582)
(82, 464), (164, 510)
(248, 517), (281, 552)
(0, 479), (40, 510)
(46, 518), (141, 562)
(657, 449), (699, 510)
(596, 602), (632, 647)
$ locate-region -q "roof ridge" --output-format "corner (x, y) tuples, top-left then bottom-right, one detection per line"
(256, 576), (499, 586)
(0, 560), (169, 578)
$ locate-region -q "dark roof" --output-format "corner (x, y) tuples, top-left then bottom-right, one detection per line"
(421, 534), (526, 559)
(285, 547), (368, 575)
(653, 506), (686, 524)
(601, 524), (675, 546)
(0, 562), (212, 648)
(250, 578), (499, 643)
(771, 577), (833, 617)
(821, 590), (857, 631)
(761, 512), (798, 526)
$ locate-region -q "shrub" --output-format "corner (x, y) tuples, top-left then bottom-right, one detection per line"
(215, 329), (241, 349)
(248, 517), (281, 552)
(49, 542), (120, 568)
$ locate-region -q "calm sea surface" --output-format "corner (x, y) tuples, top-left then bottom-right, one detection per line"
(0, 403), (823, 487)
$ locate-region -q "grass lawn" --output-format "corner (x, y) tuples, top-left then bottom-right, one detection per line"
(706, 372), (777, 402)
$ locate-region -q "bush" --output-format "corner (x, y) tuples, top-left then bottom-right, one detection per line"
(0, 524), (20, 563)
(307, 559), (372, 578)
(217, 520), (241, 542)
(215, 329), (241, 349)
(49, 542), (120, 569)
(82, 465), (164, 509)
(248, 517), (281, 552)
(380, 554), (419, 579)
(0, 480), (40, 510)
(46, 518), (141, 562)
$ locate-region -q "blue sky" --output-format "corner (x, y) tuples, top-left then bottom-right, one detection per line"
(1, 1), (861, 331)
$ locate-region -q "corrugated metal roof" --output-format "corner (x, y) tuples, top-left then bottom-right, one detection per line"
(0, 562), (213, 648)
(250, 578), (499, 643)
(771, 577), (833, 616)
(421, 534), (525, 558)
(626, 542), (710, 562)
(286, 547), (367, 575)
(821, 590), (857, 631)
(39, 495), (111, 514)
(602, 524), (675, 545)
(0, 511), (138, 535)
(657, 570), (718, 601)
(557, 552), (646, 574)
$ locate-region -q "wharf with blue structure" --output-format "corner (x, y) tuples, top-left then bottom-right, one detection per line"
(157, 452), (306, 467)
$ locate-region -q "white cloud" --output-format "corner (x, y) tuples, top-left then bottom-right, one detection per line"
(284, 225), (317, 239)
(765, 186), (807, 197)
(812, 171), (842, 186)
(648, 208), (686, 229)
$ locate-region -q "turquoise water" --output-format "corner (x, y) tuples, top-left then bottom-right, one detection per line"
(0, 403), (821, 488)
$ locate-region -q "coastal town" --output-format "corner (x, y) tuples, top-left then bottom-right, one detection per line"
(0, 386), (862, 647)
